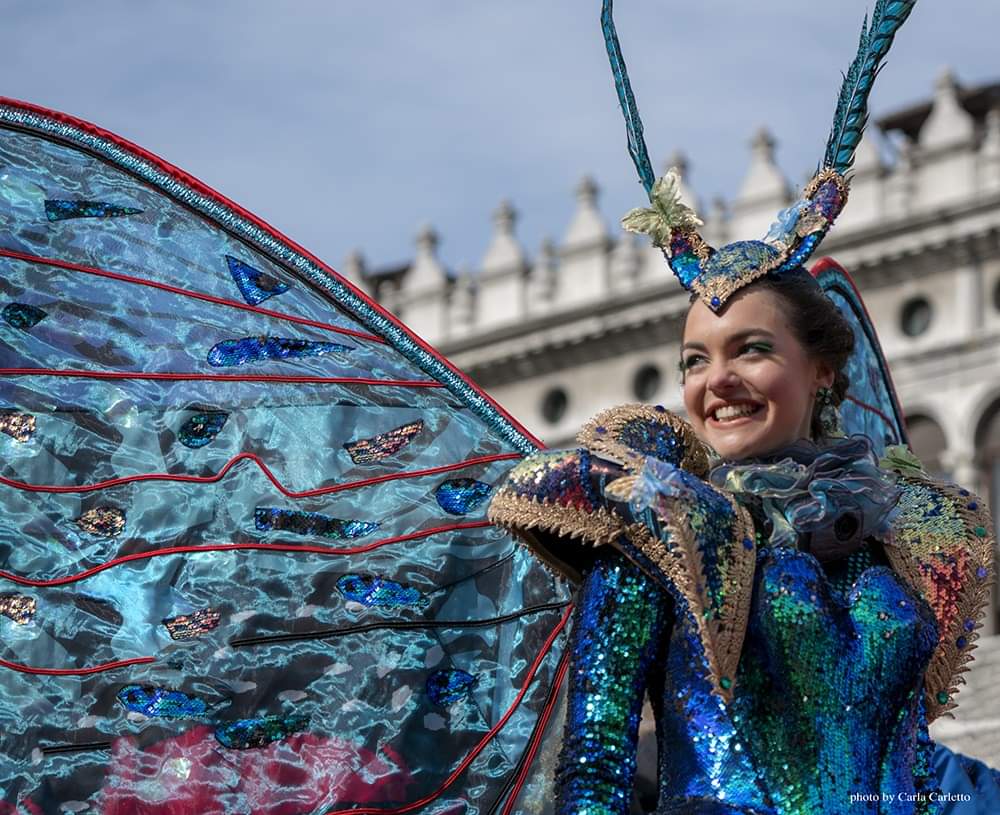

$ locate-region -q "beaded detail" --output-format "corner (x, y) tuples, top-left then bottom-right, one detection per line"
(207, 336), (353, 367)
(0, 593), (35, 625)
(162, 608), (221, 640)
(76, 506), (126, 538)
(426, 669), (476, 706)
(435, 478), (492, 515)
(343, 420), (423, 464)
(117, 686), (207, 719)
(2, 302), (46, 329)
(177, 412), (228, 448)
(336, 575), (424, 608)
(225, 255), (289, 305)
(44, 199), (142, 221)
(0, 410), (35, 442)
(254, 507), (379, 540)
(214, 714), (309, 749)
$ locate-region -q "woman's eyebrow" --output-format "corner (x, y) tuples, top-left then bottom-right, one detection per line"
(680, 329), (775, 353)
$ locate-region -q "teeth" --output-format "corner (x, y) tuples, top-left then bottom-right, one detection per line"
(714, 404), (757, 421)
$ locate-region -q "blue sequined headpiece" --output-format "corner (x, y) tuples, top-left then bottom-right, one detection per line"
(602, 0), (916, 311)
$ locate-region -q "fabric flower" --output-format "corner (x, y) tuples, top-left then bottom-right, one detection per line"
(765, 199), (806, 245)
(621, 168), (703, 248)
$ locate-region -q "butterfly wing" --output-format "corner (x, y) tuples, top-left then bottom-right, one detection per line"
(0, 97), (568, 814)
(812, 257), (909, 455)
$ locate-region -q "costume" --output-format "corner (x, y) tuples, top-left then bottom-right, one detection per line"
(496, 1), (999, 812)
(0, 101), (566, 812)
(489, 406), (997, 813)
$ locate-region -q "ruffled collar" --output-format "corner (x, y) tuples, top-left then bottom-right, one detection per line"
(708, 435), (901, 552)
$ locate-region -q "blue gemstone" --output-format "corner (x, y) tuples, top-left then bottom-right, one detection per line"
(964, 619), (976, 632)
(117, 685), (207, 718)
(2, 303), (46, 329)
(226, 255), (290, 306)
(45, 199), (142, 221)
(711, 297), (720, 308)
(336, 575), (424, 607)
(426, 669), (475, 705)
(435, 478), (492, 515)
(207, 336), (353, 367)
(214, 714), (309, 749)
(742, 537), (753, 550)
(968, 502), (978, 510)
(956, 636), (967, 649)
(178, 412), (228, 448)
(254, 508), (378, 540)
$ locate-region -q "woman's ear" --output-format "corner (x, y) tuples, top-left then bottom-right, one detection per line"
(815, 361), (835, 391)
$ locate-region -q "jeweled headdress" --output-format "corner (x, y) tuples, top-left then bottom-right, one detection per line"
(603, 0), (916, 311)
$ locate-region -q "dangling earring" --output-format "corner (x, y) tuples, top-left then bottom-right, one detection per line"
(815, 386), (844, 438)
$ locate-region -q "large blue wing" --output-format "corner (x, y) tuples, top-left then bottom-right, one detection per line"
(812, 257), (909, 456)
(0, 98), (568, 814)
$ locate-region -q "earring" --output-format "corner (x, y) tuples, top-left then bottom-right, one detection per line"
(815, 386), (844, 438)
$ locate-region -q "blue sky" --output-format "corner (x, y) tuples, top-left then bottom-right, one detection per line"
(3, 1), (997, 276)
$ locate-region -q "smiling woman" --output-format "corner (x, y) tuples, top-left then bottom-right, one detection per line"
(487, 1), (1000, 812)
(681, 273), (854, 461)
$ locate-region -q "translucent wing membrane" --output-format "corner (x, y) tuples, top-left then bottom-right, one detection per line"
(0, 98), (567, 813)
(813, 258), (908, 456)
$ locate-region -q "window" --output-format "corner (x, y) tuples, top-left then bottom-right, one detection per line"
(541, 388), (568, 424)
(632, 365), (662, 402)
(900, 296), (932, 337)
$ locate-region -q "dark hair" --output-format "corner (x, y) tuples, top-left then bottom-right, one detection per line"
(684, 270), (856, 438)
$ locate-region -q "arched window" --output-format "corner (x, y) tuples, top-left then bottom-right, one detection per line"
(974, 399), (1000, 637)
(904, 414), (948, 479)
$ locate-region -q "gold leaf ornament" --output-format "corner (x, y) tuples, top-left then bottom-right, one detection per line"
(621, 168), (704, 248)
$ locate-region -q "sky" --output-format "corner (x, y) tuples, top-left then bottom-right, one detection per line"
(2, 1), (998, 277)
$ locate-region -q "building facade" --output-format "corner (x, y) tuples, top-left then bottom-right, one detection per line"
(349, 71), (1000, 765)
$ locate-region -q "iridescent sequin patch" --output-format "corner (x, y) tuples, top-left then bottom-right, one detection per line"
(226, 255), (290, 305)
(2, 303), (46, 329)
(0, 411), (35, 442)
(214, 714), (309, 749)
(254, 508), (379, 539)
(178, 412), (228, 448)
(163, 608), (222, 640)
(0, 593), (36, 625)
(76, 507), (126, 537)
(426, 669), (476, 705)
(435, 478), (492, 515)
(44, 200), (143, 221)
(207, 336), (353, 367)
(336, 575), (424, 608)
(117, 685), (208, 719)
(344, 420), (423, 465)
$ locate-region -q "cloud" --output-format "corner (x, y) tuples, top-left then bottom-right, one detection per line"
(2, 0), (997, 274)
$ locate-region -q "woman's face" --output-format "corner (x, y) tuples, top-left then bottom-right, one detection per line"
(681, 287), (833, 460)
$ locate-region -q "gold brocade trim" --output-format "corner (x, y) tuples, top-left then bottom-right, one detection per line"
(487, 489), (626, 582)
(686, 169), (849, 311)
(883, 475), (996, 722)
(577, 404), (709, 478)
(618, 489), (756, 703)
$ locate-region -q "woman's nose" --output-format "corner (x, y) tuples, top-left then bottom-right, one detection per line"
(706, 361), (741, 392)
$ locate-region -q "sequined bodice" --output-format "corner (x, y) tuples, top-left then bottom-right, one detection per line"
(654, 545), (939, 814)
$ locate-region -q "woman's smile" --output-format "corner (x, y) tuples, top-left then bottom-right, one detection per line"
(681, 288), (833, 460)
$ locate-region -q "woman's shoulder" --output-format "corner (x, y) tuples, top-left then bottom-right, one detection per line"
(488, 405), (711, 557)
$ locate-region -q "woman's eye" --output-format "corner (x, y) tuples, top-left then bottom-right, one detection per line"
(680, 355), (707, 371)
(739, 342), (772, 356)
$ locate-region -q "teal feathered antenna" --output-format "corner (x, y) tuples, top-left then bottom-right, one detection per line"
(601, 0), (656, 195)
(824, 0), (918, 174)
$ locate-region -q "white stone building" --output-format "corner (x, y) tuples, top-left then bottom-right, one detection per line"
(349, 71), (1000, 766)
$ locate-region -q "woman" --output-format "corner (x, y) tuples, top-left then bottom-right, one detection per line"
(488, 2), (998, 811)
(490, 269), (996, 812)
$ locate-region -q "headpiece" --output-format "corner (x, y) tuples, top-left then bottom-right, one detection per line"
(603, 0), (916, 311)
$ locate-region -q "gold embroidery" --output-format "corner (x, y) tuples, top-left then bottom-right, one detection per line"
(883, 475), (996, 722)
(577, 404), (709, 477)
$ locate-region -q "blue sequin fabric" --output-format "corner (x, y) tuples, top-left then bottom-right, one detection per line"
(489, 405), (997, 814)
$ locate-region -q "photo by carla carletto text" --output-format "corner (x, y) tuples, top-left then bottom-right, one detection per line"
(0, 1), (998, 815)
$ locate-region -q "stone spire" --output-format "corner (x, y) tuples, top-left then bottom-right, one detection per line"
(481, 200), (527, 274)
(404, 223), (447, 291)
(735, 127), (791, 205)
(562, 176), (608, 250)
(340, 249), (369, 293)
(920, 68), (974, 150)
